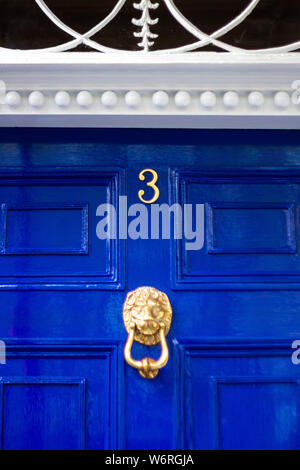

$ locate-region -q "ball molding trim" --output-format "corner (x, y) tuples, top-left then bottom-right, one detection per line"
(1, 88), (300, 129)
(2, 89), (299, 113)
(0, 54), (300, 129)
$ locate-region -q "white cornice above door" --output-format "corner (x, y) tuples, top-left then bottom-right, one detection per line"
(0, 53), (300, 129)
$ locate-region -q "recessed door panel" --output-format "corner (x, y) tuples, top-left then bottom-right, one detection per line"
(172, 169), (300, 289)
(0, 170), (124, 290)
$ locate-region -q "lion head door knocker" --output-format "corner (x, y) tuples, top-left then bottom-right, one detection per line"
(123, 286), (172, 379)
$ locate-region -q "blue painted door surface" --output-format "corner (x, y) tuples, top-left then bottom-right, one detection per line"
(0, 129), (300, 450)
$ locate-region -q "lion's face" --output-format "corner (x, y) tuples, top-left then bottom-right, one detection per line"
(130, 290), (166, 335)
(123, 286), (172, 345)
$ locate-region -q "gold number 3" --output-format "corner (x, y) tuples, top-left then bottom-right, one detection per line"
(138, 169), (160, 204)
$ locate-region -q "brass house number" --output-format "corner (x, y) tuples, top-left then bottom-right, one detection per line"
(138, 169), (160, 204)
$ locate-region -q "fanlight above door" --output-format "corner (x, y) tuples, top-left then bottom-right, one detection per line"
(0, 0), (299, 54)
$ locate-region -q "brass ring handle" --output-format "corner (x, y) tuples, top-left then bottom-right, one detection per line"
(123, 286), (172, 379)
(124, 325), (169, 379)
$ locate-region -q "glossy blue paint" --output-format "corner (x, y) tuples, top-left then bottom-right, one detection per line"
(0, 129), (300, 449)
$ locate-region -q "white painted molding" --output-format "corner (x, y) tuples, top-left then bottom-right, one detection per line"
(0, 53), (300, 129)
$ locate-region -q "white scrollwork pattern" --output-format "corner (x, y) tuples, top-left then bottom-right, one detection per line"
(0, 0), (299, 54)
(133, 1), (159, 52)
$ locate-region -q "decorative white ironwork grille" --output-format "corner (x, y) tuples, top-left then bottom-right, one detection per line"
(0, 0), (299, 54)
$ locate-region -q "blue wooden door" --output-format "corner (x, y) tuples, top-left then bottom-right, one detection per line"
(0, 129), (300, 450)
